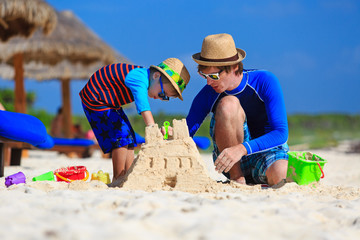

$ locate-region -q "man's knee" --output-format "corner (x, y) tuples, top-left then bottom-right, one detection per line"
(266, 160), (288, 186)
(215, 96), (245, 121)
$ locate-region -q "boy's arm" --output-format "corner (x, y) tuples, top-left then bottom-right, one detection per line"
(141, 110), (155, 126)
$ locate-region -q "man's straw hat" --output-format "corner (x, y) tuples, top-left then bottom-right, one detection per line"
(151, 58), (190, 101)
(192, 33), (246, 66)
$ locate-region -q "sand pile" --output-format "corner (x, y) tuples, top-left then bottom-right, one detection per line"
(115, 119), (223, 193)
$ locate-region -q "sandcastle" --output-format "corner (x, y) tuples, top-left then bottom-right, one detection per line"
(116, 119), (222, 193)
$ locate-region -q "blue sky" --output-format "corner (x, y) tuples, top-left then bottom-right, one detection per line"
(1, 0), (359, 115)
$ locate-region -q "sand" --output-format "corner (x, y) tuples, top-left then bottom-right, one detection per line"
(1, 121), (360, 239)
(113, 119), (223, 193)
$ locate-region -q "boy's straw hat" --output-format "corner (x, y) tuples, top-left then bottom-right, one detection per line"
(150, 58), (190, 100)
(192, 33), (246, 66)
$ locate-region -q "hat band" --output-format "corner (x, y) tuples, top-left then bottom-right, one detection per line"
(199, 53), (239, 62)
(158, 62), (186, 92)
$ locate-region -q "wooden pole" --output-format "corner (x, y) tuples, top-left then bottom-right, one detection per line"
(61, 78), (73, 138)
(13, 53), (26, 113)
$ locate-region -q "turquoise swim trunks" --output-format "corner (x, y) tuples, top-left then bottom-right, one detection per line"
(210, 116), (288, 184)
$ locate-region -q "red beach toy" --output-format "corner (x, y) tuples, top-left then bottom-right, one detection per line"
(54, 166), (89, 183)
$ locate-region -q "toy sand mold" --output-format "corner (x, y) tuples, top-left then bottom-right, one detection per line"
(286, 151), (327, 185)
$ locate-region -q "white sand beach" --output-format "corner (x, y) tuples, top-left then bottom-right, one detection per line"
(1, 145), (360, 240)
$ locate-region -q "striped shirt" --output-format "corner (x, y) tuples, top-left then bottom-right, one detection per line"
(80, 63), (142, 111)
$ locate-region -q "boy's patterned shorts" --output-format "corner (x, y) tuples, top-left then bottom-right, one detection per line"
(82, 103), (137, 154)
(210, 115), (289, 184)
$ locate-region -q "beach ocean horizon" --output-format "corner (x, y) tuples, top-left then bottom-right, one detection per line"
(0, 144), (360, 239)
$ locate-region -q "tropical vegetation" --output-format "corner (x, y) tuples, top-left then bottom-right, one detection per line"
(1, 88), (359, 151)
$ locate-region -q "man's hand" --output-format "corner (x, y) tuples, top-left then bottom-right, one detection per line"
(214, 144), (247, 173)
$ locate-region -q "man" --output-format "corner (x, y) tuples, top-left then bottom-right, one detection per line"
(186, 33), (289, 186)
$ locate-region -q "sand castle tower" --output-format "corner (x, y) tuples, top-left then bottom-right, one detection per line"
(116, 119), (220, 193)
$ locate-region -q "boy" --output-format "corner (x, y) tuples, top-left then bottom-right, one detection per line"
(79, 58), (190, 183)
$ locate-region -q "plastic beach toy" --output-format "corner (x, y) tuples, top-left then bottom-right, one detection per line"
(5, 172), (26, 187)
(163, 121), (170, 140)
(54, 166), (89, 183)
(32, 171), (55, 181)
(286, 151), (327, 185)
(91, 170), (110, 184)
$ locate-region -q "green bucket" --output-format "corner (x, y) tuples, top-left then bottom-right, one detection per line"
(286, 151), (327, 185)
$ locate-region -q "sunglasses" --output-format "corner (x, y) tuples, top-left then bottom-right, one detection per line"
(158, 77), (169, 101)
(199, 69), (223, 80)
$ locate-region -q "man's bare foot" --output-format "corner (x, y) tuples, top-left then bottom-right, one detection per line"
(270, 179), (286, 189)
(231, 176), (246, 184)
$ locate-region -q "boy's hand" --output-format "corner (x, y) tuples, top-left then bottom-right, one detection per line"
(160, 126), (173, 139)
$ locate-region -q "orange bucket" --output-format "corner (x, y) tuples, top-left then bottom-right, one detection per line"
(54, 166), (89, 183)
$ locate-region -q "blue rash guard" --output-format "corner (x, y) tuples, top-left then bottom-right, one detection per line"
(186, 69), (288, 155)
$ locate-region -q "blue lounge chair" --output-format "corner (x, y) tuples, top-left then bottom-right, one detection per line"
(49, 132), (146, 158)
(193, 136), (211, 150)
(49, 137), (97, 158)
(0, 111), (54, 177)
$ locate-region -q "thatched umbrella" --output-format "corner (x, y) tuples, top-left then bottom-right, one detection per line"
(0, 10), (129, 138)
(0, 10), (119, 66)
(0, 59), (128, 138)
(0, 0), (57, 42)
(0, 60), (107, 80)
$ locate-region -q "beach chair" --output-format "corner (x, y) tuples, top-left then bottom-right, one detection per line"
(49, 132), (146, 158)
(50, 137), (97, 158)
(193, 136), (211, 150)
(0, 111), (54, 177)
